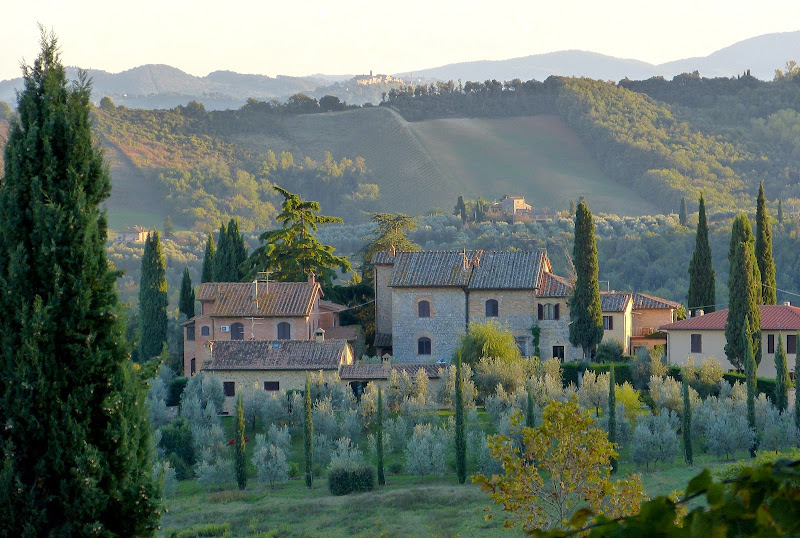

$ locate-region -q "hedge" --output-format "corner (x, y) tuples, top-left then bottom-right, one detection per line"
(328, 464), (376, 495)
(722, 372), (777, 403)
(561, 362), (633, 387)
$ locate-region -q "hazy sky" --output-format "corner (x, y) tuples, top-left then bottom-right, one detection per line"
(3, 1), (799, 81)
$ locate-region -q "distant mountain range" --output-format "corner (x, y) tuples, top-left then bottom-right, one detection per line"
(1, 30), (798, 110)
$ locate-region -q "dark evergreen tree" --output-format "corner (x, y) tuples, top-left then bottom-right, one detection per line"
(778, 199), (784, 224)
(687, 193), (716, 315)
(304, 374), (313, 488)
(745, 333), (758, 458)
(526, 387), (536, 429)
(608, 363), (617, 473)
(795, 332), (800, 433)
(0, 32), (159, 535)
(139, 230), (168, 361)
(245, 186), (350, 286)
(179, 267), (195, 319)
(774, 332), (790, 412)
(454, 195), (467, 222)
(569, 199), (576, 215)
(682, 380), (693, 465)
(212, 222), (229, 281)
(226, 218), (248, 281)
(201, 232), (215, 283)
(569, 201), (604, 360)
(755, 182), (776, 305)
(725, 214), (762, 369)
(377, 387), (385, 486)
(679, 196), (688, 226)
(235, 393), (247, 490)
(162, 215), (174, 239)
(455, 351), (467, 484)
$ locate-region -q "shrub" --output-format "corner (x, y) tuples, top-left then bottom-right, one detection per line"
(578, 371), (609, 416)
(159, 417), (195, 470)
(596, 340), (624, 363)
(339, 408), (363, 442)
(649, 375), (682, 413)
(312, 397), (339, 439)
(329, 437), (363, 470)
(436, 362), (477, 408)
(682, 357), (724, 398)
(474, 357), (531, 395)
(760, 407), (799, 451)
(195, 459), (235, 491)
(267, 424), (291, 453)
(312, 433), (334, 468)
(631, 410), (680, 469)
(405, 423), (447, 480)
(614, 382), (642, 425)
(152, 460), (178, 498)
(167, 376), (188, 407)
(328, 464), (376, 495)
(719, 447), (800, 480)
(252, 442), (289, 488)
(706, 400), (755, 460)
(388, 462), (403, 475)
(386, 416), (409, 454)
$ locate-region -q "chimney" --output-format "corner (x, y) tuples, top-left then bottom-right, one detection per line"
(251, 280), (258, 301)
(472, 253), (480, 268)
(382, 353), (391, 370)
(308, 271), (316, 285)
(784, 301), (792, 306)
(315, 327), (325, 343)
(696, 309), (704, 316)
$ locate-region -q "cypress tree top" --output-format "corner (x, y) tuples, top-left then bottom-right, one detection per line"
(755, 182), (776, 305)
(725, 213), (762, 369)
(0, 31), (159, 534)
(569, 200), (604, 360)
(687, 193), (716, 314)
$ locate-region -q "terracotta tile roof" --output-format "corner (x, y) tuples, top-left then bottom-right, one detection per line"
(601, 292), (632, 312)
(633, 292), (681, 310)
(204, 340), (349, 371)
(390, 250), (479, 287)
(319, 300), (347, 313)
(374, 333), (393, 348)
(660, 305), (800, 331)
(469, 250), (545, 289)
(322, 325), (362, 342)
(537, 272), (573, 297)
(196, 281), (318, 317)
(339, 363), (441, 380)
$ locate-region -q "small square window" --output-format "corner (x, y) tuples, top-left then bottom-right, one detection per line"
(552, 345), (565, 362)
(223, 381), (235, 397)
(264, 381), (280, 391)
(691, 334), (702, 353)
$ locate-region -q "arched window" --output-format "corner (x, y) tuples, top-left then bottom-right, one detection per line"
(277, 322), (291, 340)
(418, 337), (431, 355)
(485, 299), (499, 317)
(418, 300), (431, 318)
(201, 326), (210, 337)
(230, 322), (244, 341)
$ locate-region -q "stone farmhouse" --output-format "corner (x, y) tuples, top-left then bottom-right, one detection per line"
(660, 303), (800, 378)
(373, 249), (680, 363)
(115, 225), (149, 244)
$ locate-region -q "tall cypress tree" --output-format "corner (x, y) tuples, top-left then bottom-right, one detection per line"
(304, 374), (313, 488)
(755, 182), (776, 305)
(569, 200), (604, 360)
(201, 233), (215, 283)
(608, 363), (617, 474)
(682, 380), (693, 465)
(679, 196), (688, 226)
(226, 218), (248, 281)
(0, 32), (159, 534)
(774, 332), (790, 412)
(687, 193), (716, 314)
(377, 387), (385, 486)
(235, 393), (247, 490)
(455, 351), (467, 484)
(179, 267), (195, 319)
(139, 230), (168, 361)
(745, 332), (758, 458)
(778, 200), (784, 224)
(725, 214), (762, 369)
(212, 222), (229, 282)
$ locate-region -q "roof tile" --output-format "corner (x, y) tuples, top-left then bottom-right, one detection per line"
(339, 363), (441, 380)
(204, 340), (349, 371)
(660, 305), (800, 331)
(197, 281), (318, 317)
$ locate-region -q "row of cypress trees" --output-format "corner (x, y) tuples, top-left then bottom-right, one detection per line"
(201, 219), (248, 283)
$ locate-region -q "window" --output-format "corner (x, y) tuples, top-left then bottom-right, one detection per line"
(485, 299), (499, 317)
(603, 316), (614, 330)
(200, 325), (210, 337)
(230, 322), (244, 341)
(552, 345), (565, 362)
(515, 337), (528, 357)
(190, 358), (196, 376)
(768, 334), (775, 354)
(788, 334), (797, 355)
(223, 381), (235, 397)
(538, 303), (560, 320)
(691, 334), (702, 353)
(277, 322), (291, 340)
(418, 337), (432, 355)
(264, 381), (280, 391)
(418, 300), (430, 318)
(186, 324), (195, 341)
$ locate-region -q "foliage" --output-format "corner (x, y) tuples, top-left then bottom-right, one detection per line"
(304, 375), (313, 488)
(705, 399), (756, 460)
(327, 465), (376, 496)
(405, 423), (448, 481)
(359, 212), (419, 279)
(649, 375), (684, 414)
(195, 459), (235, 491)
(682, 381), (693, 465)
(179, 266), (195, 318)
(725, 213), (762, 369)
(455, 352), (467, 484)
(774, 332), (790, 412)
(244, 186), (351, 286)
(578, 370), (609, 417)
(212, 219), (248, 282)
(139, 230), (169, 361)
(159, 417), (196, 477)
(201, 233), (215, 283)
(456, 320), (521, 368)
(687, 193), (716, 314)
(595, 340), (623, 363)
(682, 357), (725, 398)
(631, 411), (681, 470)
(436, 362), (477, 408)
(755, 182), (776, 305)
(474, 356), (531, 396)
(608, 364), (617, 473)
(745, 334), (758, 457)
(252, 437), (289, 489)
(569, 201), (604, 359)
(475, 400), (645, 531)
(234, 394), (246, 490)
(0, 31), (160, 535)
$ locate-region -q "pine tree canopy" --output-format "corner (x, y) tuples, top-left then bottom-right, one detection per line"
(569, 200), (604, 360)
(0, 30), (159, 535)
(244, 186), (351, 286)
(755, 182), (776, 305)
(725, 213), (762, 369)
(687, 193), (716, 314)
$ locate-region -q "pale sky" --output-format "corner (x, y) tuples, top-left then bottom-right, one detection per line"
(3, 1), (800, 81)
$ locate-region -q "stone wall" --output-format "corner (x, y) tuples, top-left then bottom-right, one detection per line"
(536, 300), (582, 362)
(468, 289), (537, 355)
(392, 287), (467, 362)
(374, 264), (394, 335)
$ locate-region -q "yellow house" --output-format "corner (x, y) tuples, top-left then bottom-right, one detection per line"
(660, 304), (800, 378)
(201, 330), (354, 414)
(601, 292), (681, 355)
